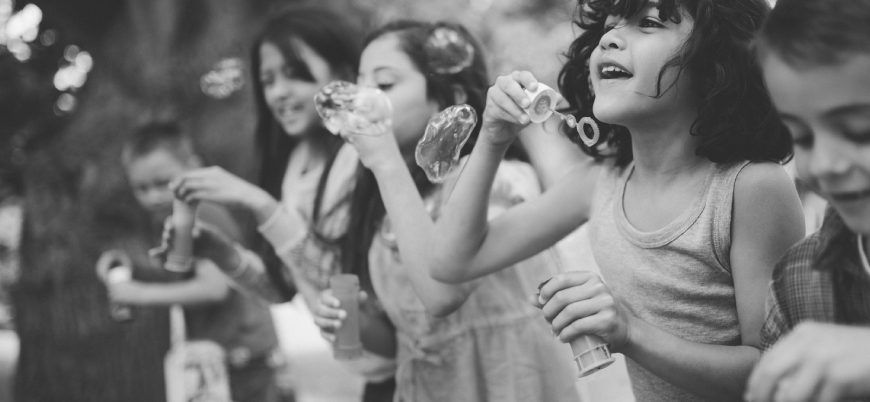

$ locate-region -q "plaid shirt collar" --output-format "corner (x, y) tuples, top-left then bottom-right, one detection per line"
(815, 207), (863, 279)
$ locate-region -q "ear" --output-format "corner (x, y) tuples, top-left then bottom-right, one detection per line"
(452, 84), (468, 105)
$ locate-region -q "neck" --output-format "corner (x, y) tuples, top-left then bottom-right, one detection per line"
(623, 107), (708, 180)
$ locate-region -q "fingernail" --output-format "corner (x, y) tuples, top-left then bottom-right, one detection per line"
(530, 81), (538, 91)
(521, 115), (530, 124)
(521, 98), (530, 108)
(338, 310), (347, 320)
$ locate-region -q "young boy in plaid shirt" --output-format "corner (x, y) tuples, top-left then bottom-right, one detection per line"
(746, 0), (870, 401)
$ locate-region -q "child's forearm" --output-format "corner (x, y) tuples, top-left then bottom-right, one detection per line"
(123, 261), (230, 306)
(623, 317), (761, 402)
(430, 137), (509, 282)
(371, 156), (476, 318)
(212, 245), (287, 304)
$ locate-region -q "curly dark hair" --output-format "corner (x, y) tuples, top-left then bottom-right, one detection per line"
(558, 0), (793, 167)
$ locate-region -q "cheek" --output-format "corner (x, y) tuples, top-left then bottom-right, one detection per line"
(793, 148), (815, 182)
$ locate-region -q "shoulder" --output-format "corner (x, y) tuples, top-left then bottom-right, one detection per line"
(733, 161), (794, 198)
(732, 161), (802, 224)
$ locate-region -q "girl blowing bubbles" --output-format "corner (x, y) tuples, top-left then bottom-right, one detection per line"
(429, 0), (805, 401)
(313, 21), (581, 402)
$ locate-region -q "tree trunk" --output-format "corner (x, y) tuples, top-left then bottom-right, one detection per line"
(13, 1), (278, 400)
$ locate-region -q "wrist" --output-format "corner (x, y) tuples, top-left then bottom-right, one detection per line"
(250, 190), (279, 224)
(479, 130), (513, 155)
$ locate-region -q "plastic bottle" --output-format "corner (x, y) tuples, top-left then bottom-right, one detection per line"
(106, 262), (134, 322)
(538, 278), (615, 377)
(165, 199), (196, 273)
(330, 274), (363, 360)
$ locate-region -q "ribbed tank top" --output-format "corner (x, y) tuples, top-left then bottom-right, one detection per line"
(588, 160), (750, 402)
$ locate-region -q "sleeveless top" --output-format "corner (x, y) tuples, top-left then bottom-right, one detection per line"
(368, 159), (581, 402)
(588, 161), (750, 402)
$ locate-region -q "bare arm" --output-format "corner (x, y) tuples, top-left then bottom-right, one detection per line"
(108, 259), (230, 306)
(430, 72), (598, 283)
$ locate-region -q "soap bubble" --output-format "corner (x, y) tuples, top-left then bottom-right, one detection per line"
(201, 58), (245, 99)
(314, 81), (392, 136)
(424, 27), (475, 75)
(415, 104), (477, 183)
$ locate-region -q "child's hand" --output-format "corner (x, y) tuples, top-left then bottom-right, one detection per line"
(536, 271), (633, 352)
(149, 219), (235, 264)
(340, 125), (404, 175)
(745, 323), (870, 402)
(312, 288), (369, 343)
(106, 280), (147, 304)
(95, 249), (133, 282)
(482, 71), (545, 147)
(170, 167), (273, 212)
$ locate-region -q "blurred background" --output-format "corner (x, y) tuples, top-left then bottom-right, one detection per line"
(0, 1), (595, 401)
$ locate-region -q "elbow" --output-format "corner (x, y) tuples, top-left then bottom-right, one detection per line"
(424, 294), (468, 318)
(428, 261), (472, 284)
(205, 283), (231, 303)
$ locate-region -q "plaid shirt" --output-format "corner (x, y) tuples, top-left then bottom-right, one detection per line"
(760, 208), (870, 350)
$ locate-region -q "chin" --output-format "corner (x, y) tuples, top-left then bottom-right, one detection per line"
(281, 120), (310, 137)
(834, 206), (870, 236)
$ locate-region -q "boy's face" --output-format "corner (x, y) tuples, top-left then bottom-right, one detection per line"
(762, 52), (870, 235)
(125, 149), (192, 222)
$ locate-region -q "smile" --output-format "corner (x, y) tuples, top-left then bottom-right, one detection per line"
(828, 188), (870, 202)
(599, 62), (633, 80)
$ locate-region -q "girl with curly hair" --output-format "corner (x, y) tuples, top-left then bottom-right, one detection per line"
(427, 0), (806, 400)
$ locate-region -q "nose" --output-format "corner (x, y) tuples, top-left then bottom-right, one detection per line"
(265, 76), (293, 103)
(599, 23), (626, 51)
(806, 132), (851, 180)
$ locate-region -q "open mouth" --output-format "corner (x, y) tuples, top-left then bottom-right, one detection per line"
(277, 103), (304, 118)
(599, 63), (633, 80)
(828, 188), (870, 202)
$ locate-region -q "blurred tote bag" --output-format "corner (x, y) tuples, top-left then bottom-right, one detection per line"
(165, 305), (233, 402)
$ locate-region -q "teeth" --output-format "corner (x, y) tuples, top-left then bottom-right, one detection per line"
(601, 66), (629, 75)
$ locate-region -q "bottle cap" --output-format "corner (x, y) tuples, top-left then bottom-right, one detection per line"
(571, 335), (616, 378)
(330, 274), (359, 294)
(523, 83), (558, 124)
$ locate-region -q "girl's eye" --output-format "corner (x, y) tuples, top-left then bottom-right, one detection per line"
(260, 74), (274, 87)
(639, 17), (664, 28)
(792, 135), (814, 149)
(843, 131), (870, 145)
(377, 83), (394, 91)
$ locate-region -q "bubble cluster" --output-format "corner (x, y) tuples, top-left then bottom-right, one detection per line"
(415, 104), (477, 183)
(424, 27), (475, 75)
(314, 81), (393, 136)
(200, 58), (245, 99)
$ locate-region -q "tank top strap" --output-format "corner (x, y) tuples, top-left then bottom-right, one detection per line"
(709, 161), (751, 273)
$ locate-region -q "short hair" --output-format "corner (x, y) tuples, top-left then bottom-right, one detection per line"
(121, 122), (197, 166)
(756, 0), (870, 67)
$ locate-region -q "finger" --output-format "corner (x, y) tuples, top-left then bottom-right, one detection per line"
(549, 296), (610, 333)
(539, 271), (599, 304)
(747, 352), (801, 402)
(555, 312), (609, 343)
(321, 332), (336, 343)
(358, 290), (369, 304)
(773, 365), (824, 402)
(528, 293), (544, 309)
(497, 75), (533, 111)
(509, 70), (539, 93)
(489, 91), (531, 124)
(540, 283), (603, 322)
(313, 316), (342, 330)
(815, 380), (845, 402)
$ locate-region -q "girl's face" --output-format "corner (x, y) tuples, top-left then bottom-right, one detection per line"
(762, 52), (870, 235)
(357, 34), (441, 154)
(589, 4), (696, 127)
(259, 40), (335, 137)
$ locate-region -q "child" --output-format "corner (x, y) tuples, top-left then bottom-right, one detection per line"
(166, 7), (399, 400)
(309, 21), (581, 401)
(744, 0), (870, 401)
(427, 0), (806, 401)
(96, 122), (281, 402)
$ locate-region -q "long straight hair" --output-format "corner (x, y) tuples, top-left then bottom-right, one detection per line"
(249, 5), (361, 300)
